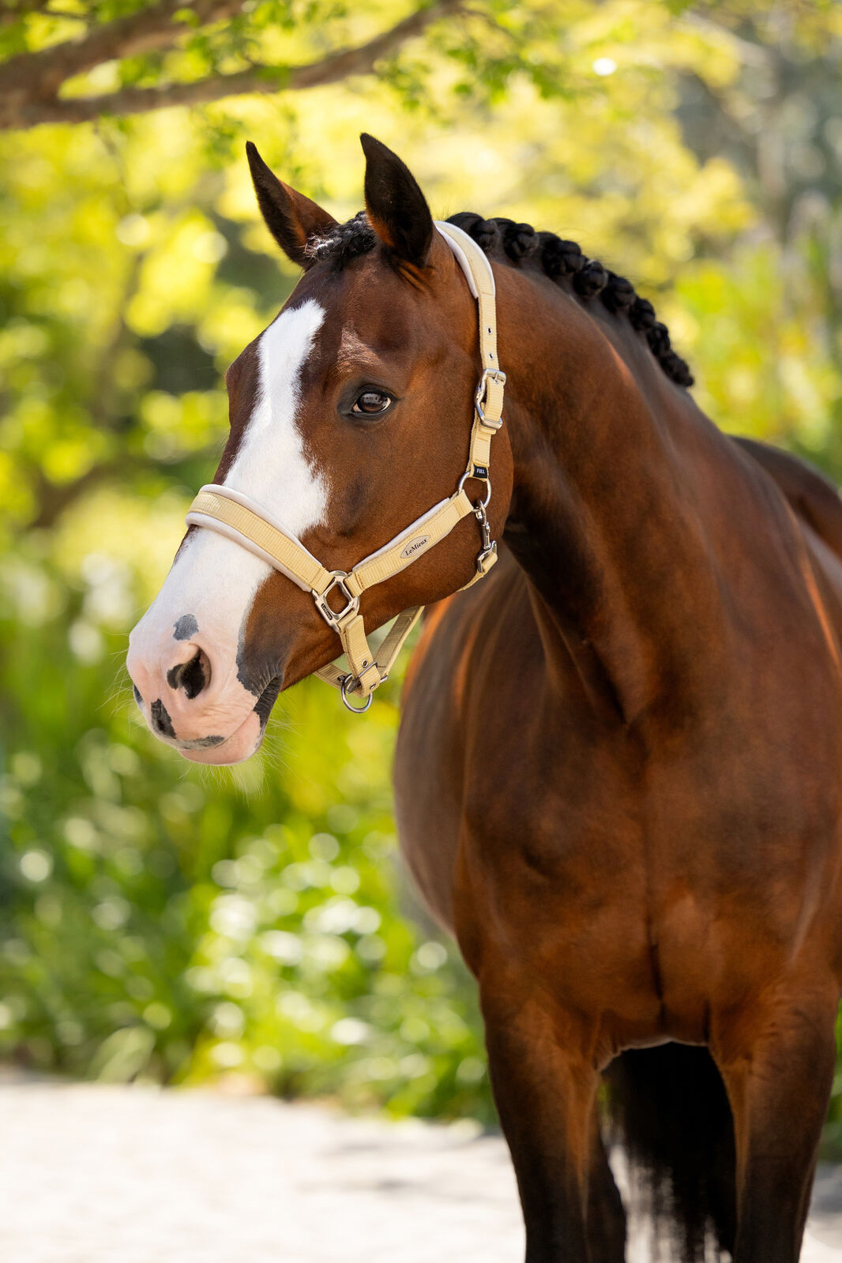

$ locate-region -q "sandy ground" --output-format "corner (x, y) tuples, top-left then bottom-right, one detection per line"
(1, 1071), (841, 1262)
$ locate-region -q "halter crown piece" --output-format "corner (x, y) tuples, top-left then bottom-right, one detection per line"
(185, 221), (506, 713)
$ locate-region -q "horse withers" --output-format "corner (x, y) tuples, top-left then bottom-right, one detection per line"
(127, 134), (842, 1263)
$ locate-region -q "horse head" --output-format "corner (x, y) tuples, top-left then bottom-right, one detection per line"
(127, 135), (513, 764)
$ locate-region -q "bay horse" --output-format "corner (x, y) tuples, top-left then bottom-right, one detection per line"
(127, 134), (842, 1262)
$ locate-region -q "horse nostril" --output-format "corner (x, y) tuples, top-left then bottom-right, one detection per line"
(166, 648), (211, 700)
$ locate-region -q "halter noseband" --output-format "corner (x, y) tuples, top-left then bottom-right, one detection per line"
(185, 221), (505, 712)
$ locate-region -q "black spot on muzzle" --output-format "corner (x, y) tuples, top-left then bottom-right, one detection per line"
(150, 699), (176, 739)
(254, 677), (282, 727)
(177, 734), (226, 750)
(173, 614), (199, 641)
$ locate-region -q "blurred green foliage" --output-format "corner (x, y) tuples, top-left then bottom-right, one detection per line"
(2, 0), (842, 1134)
(0, 556), (492, 1116)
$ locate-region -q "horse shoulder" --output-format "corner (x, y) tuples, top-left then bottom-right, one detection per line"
(394, 550), (537, 930)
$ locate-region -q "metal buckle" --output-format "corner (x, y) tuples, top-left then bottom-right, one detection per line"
(474, 369), (506, 428)
(476, 542), (498, 574)
(312, 572), (359, 628)
(340, 676), (374, 713)
(474, 499), (497, 573)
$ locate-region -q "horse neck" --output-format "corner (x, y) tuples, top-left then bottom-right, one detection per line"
(496, 265), (722, 727)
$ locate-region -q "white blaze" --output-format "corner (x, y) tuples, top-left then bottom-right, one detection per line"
(129, 298), (328, 712)
(226, 297), (328, 531)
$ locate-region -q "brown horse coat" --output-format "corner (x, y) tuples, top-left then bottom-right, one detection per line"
(394, 260), (842, 1260)
(128, 136), (842, 1263)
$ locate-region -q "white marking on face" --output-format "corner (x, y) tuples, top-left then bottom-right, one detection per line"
(128, 299), (328, 745)
(226, 298), (328, 533)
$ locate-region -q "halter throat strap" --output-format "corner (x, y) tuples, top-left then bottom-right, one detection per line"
(185, 220), (505, 710)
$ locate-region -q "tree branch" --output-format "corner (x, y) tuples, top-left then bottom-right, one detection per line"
(0, 0), (244, 115)
(0, 0), (58, 30)
(29, 457), (127, 531)
(0, 0), (464, 129)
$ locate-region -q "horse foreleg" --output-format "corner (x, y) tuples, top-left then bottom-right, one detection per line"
(585, 1109), (626, 1262)
(481, 989), (607, 1263)
(712, 979), (838, 1263)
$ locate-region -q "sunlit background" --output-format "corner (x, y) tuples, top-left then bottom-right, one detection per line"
(2, 0), (842, 1143)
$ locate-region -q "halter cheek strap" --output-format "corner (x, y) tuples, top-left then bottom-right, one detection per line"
(185, 220), (505, 712)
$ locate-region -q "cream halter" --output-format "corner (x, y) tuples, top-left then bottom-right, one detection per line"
(185, 221), (506, 713)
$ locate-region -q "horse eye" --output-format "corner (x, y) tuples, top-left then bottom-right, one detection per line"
(352, 389), (392, 416)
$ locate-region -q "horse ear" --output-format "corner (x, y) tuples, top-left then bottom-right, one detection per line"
(360, 133), (433, 268)
(246, 141), (337, 269)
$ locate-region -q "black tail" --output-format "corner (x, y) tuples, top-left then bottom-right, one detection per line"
(604, 1044), (737, 1262)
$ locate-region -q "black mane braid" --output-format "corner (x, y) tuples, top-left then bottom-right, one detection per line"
(447, 212), (693, 388)
(308, 211), (693, 389)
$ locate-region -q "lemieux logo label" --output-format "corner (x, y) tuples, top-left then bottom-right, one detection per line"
(400, 535), (431, 560)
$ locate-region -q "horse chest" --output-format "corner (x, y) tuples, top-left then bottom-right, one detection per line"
(398, 675), (842, 1036)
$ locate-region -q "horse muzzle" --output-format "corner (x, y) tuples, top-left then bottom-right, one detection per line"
(126, 620), (267, 765)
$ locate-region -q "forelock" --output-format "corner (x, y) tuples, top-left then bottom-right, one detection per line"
(304, 211), (377, 268)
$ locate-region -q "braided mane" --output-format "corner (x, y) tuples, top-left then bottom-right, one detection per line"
(307, 211), (693, 389)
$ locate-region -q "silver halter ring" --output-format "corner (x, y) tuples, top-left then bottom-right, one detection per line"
(457, 467), (492, 509)
(340, 676), (374, 714)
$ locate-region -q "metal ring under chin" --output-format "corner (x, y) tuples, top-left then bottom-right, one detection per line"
(340, 676), (374, 714)
(457, 469), (492, 509)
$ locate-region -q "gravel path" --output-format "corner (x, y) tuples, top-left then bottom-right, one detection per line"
(1, 1071), (840, 1261)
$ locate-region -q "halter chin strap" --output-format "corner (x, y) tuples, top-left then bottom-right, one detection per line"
(185, 220), (505, 712)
